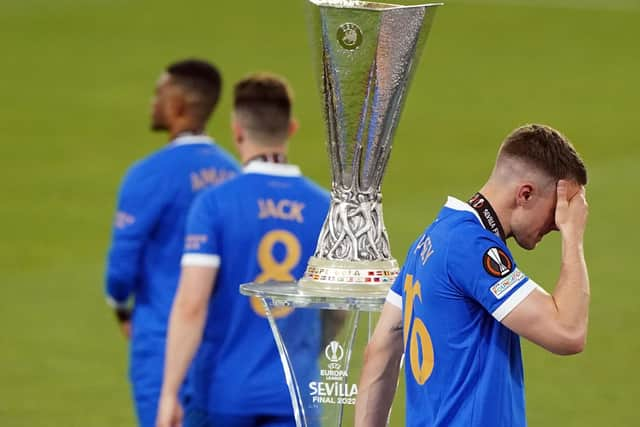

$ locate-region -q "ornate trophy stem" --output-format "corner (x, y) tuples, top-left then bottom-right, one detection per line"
(317, 188), (389, 262)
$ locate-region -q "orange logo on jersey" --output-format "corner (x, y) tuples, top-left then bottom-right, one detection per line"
(483, 247), (512, 277)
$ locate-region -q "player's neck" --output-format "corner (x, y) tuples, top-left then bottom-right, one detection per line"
(475, 184), (512, 239)
(240, 142), (288, 165)
(168, 122), (206, 140)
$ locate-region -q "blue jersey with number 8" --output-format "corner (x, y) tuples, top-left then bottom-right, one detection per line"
(182, 160), (330, 416)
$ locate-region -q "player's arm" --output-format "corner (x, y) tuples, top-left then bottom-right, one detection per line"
(157, 264), (217, 427)
(105, 166), (166, 337)
(502, 181), (589, 355)
(355, 302), (404, 427)
(157, 190), (220, 427)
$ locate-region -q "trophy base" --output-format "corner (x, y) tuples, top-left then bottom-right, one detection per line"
(298, 256), (399, 297)
(239, 281), (385, 427)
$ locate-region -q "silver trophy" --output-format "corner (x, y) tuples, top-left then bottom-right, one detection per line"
(299, 0), (441, 295)
(240, 1), (441, 425)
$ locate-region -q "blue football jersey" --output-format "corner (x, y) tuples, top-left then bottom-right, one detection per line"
(105, 135), (240, 340)
(182, 160), (330, 416)
(388, 197), (539, 427)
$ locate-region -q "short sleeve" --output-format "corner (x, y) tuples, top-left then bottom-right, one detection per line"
(449, 233), (537, 322)
(181, 189), (222, 268)
(386, 263), (406, 310)
(386, 234), (425, 310)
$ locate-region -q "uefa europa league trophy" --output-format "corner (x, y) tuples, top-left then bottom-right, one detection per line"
(240, 1), (441, 425)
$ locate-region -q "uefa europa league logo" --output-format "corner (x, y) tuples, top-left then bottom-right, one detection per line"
(325, 340), (345, 364)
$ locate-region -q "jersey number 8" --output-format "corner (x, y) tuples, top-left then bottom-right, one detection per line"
(250, 229), (301, 318)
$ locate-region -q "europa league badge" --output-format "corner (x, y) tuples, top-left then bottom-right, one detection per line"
(299, 0), (443, 296)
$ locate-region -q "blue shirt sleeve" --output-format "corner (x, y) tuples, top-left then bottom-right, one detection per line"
(181, 189), (222, 268)
(448, 231), (535, 321)
(386, 262), (406, 309)
(104, 164), (168, 306)
(387, 235), (427, 311)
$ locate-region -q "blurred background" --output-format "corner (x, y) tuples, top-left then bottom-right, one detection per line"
(1, 0), (639, 425)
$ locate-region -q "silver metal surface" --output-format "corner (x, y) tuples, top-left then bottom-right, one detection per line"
(301, 0), (442, 293)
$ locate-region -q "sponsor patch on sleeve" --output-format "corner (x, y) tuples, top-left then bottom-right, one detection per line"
(115, 211), (136, 229)
(490, 268), (525, 299)
(185, 234), (208, 251)
(482, 247), (513, 277)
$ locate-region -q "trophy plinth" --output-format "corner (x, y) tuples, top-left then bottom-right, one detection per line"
(240, 1), (442, 425)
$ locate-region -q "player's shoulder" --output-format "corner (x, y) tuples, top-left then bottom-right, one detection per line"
(125, 143), (188, 176)
(143, 140), (237, 165)
(119, 148), (170, 189)
(179, 142), (241, 173)
(188, 181), (224, 218)
(209, 144), (240, 168)
(127, 147), (160, 170)
(215, 171), (252, 191)
(297, 175), (330, 202)
(433, 199), (509, 255)
(446, 226), (516, 289)
(448, 215), (507, 253)
(192, 171), (247, 205)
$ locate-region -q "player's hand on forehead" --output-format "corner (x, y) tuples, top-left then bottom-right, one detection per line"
(558, 179), (582, 200)
(555, 179), (586, 212)
(555, 179), (588, 236)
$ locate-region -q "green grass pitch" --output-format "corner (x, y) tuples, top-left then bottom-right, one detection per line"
(1, 0), (639, 425)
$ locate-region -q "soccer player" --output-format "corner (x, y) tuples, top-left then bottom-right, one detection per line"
(104, 59), (240, 427)
(355, 124), (590, 427)
(156, 73), (330, 427)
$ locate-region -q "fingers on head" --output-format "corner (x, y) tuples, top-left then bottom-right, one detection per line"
(556, 180), (568, 200)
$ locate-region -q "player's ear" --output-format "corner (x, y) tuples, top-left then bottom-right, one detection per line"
(287, 118), (299, 138)
(166, 90), (186, 119)
(516, 183), (534, 206)
(231, 112), (244, 144)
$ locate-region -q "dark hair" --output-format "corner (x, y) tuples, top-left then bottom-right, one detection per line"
(166, 59), (222, 123)
(233, 73), (293, 144)
(499, 124), (587, 185)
